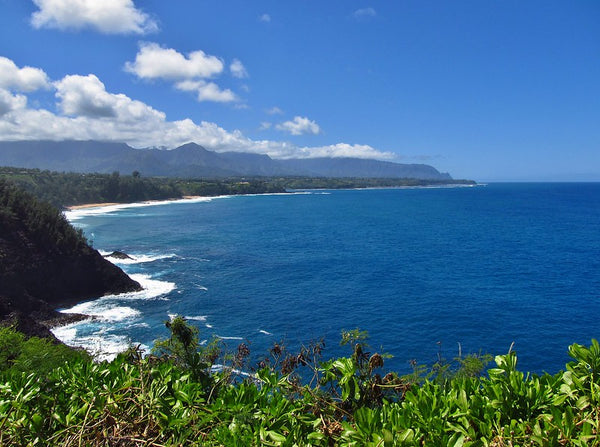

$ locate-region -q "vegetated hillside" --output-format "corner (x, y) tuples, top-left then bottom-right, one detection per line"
(0, 167), (285, 208)
(0, 140), (456, 180)
(0, 180), (141, 338)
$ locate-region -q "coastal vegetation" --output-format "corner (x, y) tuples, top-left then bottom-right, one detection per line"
(0, 166), (473, 209)
(0, 179), (140, 338)
(0, 177), (598, 445)
(1, 320), (599, 446)
(0, 167), (285, 208)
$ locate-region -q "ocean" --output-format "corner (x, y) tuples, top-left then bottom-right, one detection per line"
(56, 183), (600, 375)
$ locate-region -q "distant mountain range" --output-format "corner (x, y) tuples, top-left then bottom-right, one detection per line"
(0, 140), (453, 180)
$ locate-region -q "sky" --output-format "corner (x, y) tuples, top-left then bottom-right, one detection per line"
(0, 0), (599, 181)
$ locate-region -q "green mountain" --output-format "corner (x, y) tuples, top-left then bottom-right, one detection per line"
(0, 140), (453, 180)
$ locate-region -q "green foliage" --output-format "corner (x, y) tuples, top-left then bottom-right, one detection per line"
(152, 316), (222, 387)
(0, 166), (473, 210)
(0, 167), (286, 208)
(0, 179), (88, 253)
(0, 327), (90, 377)
(1, 326), (600, 445)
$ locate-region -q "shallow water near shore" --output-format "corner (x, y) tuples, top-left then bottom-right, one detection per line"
(57, 183), (600, 374)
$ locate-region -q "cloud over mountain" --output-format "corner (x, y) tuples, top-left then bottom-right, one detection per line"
(0, 56), (393, 160)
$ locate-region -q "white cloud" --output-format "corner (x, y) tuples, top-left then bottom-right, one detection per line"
(266, 106), (283, 115)
(276, 116), (321, 136)
(296, 143), (394, 160)
(125, 43), (224, 80)
(0, 89), (27, 116)
(30, 0), (158, 34)
(0, 57), (50, 92)
(259, 13), (271, 23)
(259, 121), (272, 130)
(0, 59), (393, 161)
(353, 7), (377, 19)
(55, 74), (165, 122)
(175, 80), (237, 103)
(230, 59), (248, 79)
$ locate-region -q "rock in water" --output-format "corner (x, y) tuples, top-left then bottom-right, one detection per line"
(105, 250), (134, 260)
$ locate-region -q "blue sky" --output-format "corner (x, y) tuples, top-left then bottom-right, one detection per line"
(0, 0), (598, 181)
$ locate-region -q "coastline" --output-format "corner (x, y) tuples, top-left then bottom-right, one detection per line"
(66, 196), (206, 211)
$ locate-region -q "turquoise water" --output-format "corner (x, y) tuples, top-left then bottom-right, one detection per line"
(57, 183), (600, 374)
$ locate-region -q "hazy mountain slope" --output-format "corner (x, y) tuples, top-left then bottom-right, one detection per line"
(0, 140), (453, 180)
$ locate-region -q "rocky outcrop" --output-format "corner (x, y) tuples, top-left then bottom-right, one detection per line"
(0, 180), (141, 338)
(106, 250), (133, 260)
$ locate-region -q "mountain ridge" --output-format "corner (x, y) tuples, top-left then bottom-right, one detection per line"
(0, 140), (453, 180)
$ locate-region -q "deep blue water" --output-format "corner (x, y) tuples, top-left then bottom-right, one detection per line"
(58, 183), (600, 375)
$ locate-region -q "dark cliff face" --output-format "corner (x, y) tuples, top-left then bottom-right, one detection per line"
(0, 180), (141, 338)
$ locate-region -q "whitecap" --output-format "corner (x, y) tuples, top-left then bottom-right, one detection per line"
(217, 335), (244, 340)
(51, 323), (133, 362)
(205, 323), (213, 328)
(60, 301), (140, 322)
(115, 274), (176, 300)
(258, 329), (273, 335)
(186, 315), (207, 321)
(104, 253), (177, 265)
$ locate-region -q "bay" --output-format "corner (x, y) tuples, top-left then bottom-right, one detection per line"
(57, 183), (600, 374)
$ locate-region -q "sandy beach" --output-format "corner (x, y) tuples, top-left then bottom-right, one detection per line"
(66, 196), (207, 211)
(67, 202), (121, 210)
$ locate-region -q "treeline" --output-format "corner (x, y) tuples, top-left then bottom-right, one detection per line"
(0, 179), (87, 255)
(0, 320), (599, 445)
(0, 167), (285, 208)
(0, 166), (475, 209)
(268, 176), (476, 190)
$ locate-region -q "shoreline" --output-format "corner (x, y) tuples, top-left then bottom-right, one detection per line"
(66, 196), (206, 211)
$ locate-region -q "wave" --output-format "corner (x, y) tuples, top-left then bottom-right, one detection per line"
(186, 315), (208, 321)
(100, 251), (177, 265)
(60, 302), (140, 322)
(116, 274), (175, 300)
(217, 335), (244, 340)
(258, 329), (273, 335)
(51, 324), (148, 362)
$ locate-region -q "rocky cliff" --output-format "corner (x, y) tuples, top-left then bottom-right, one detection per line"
(0, 180), (141, 339)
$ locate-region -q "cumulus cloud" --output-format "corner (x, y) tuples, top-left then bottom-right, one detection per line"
(259, 14), (271, 23)
(296, 143), (394, 160)
(276, 116), (321, 136)
(0, 58), (392, 160)
(230, 59), (248, 79)
(0, 57), (50, 92)
(0, 89), (28, 116)
(30, 0), (158, 34)
(259, 121), (272, 130)
(54, 74), (166, 124)
(175, 80), (237, 103)
(353, 7), (377, 19)
(125, 43), (224, 80)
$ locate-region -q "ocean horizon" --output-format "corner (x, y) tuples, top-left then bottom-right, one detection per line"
(55, 183), (600, 375)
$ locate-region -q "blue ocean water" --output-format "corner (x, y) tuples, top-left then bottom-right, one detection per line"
(57, 183), (600, 375)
